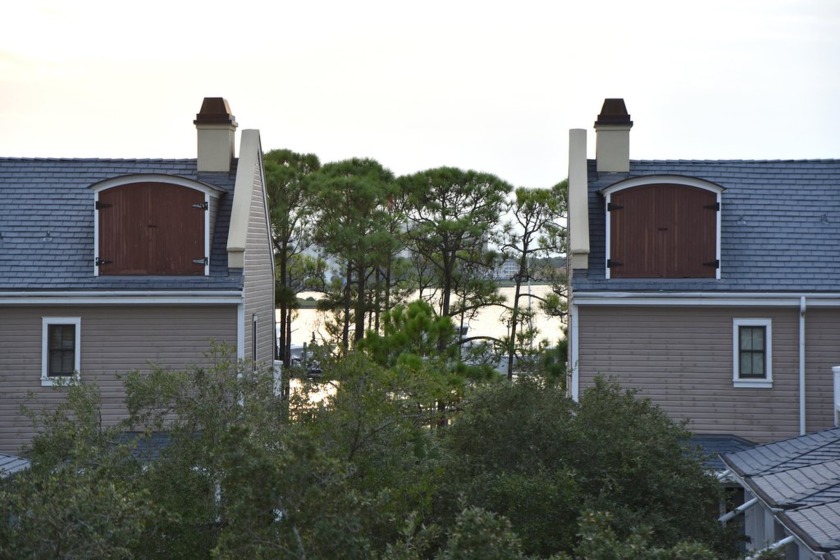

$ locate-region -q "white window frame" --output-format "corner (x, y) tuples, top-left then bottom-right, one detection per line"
(41, 317), (81, 387)
(733, 318), (772, 388)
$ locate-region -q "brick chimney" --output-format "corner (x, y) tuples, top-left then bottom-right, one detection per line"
(194, 98), (238, 172)
(594, 98), (632, 173)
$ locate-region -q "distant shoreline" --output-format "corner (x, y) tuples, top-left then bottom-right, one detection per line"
(292, 282), (556, 309)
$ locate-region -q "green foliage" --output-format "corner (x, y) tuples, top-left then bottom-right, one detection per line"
(567, 510), (717, 560)
(307, 157), (399, 346)
(264, 148), (323, 364)
(360, 300), (458, 367)
(1, 348), (735, 559)
(401, 166), (512, 318)
(497, 181), (568, 378)
(439, 377), (733, 558)
(0, 381), (157, 559)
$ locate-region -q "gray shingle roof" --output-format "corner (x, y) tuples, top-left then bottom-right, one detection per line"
(0, 158), (243, 291)
(573, 159), (840, 292)
(722, 427), (840, 554)
(0, 453), (30, 477)
(690, 433), (755, 471)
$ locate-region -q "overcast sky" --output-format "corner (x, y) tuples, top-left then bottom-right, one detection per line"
(2, 0), (838, 188)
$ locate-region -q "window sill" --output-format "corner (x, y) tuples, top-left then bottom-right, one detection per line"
(733, 379), (772, 389)
(41, 375), (79, 387)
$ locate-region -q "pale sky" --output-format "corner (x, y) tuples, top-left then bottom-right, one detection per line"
(1, 0), (838, 188)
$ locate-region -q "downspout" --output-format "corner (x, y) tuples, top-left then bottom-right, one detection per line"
(746, 536), (795, 560)
(718, 496), (759, 523)
(237, 303), (245, 360)
(800, 296), (806, 435)
(570, 302), (580, 401)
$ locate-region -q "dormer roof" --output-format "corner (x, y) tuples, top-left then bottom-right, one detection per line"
(0, 158), (243, 291)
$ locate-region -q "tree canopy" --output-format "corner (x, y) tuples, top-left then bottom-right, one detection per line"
(0, 347), (738, 558)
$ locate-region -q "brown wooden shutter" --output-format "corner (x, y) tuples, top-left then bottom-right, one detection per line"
(610, 184), (716, 278)
(98, 183), (205, 275)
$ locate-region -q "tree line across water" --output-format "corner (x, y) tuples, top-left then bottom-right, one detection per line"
(265, 149), (568, 379)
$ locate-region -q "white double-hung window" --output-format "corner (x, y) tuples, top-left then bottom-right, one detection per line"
(733, 318), (772, 388)
(41, 317), (81, 386)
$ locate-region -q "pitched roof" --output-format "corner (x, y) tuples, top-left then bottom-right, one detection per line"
(0, 452), (30, 477)
(574, 159), (840, 292)
(0, 158), (243, 292)
(690, 433), (755, 471)
(722, 427), (840, 554)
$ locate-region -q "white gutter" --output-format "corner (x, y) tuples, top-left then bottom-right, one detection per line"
(800, 296), (807, 435)
(719, 497), (759, 523)
(0, 292), (243, 305)
(573, 291), (840, 307)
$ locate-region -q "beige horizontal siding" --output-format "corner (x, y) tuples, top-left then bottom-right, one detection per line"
(243, 162), (276, 365)
(0, 305), (237, 454)
(803, 309), (840, 433)
(578, 306), (808, 442)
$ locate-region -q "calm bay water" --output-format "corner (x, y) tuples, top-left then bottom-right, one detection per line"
(278, 285), (565, 348)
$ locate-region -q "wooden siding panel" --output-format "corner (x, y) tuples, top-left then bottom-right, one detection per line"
(611, 185), (716, 278)
(0, 305), (237, 454)
(578, 306), (802, 442)
(99, 183), (205, 275)
(242, 161), (276, 366)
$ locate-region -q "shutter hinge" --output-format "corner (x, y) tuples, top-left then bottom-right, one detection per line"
(607, 202), (623, 211)
(193, 257), (208, 265)
(192, 202), (209, 210)
(704, 203), (720, 211)
(95, 257), (111, 266)
(95, 201), (112, 210)
(703, 259), (720, 268)
(607, 259), (623, 268)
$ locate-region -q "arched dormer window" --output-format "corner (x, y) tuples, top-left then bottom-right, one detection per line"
(91, 176), (221, 276)
(602, 176), (723, 279)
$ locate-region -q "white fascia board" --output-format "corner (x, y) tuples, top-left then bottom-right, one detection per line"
(0, 292), (243, 305)
(573, 292), (840, 308)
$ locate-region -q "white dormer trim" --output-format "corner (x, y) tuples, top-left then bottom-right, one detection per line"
(90, 175), (222, 276)
(602, 175), (723, 280)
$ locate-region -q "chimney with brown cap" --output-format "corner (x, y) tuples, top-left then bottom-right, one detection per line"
(194, 97), (238, 172)
(594, 98), (632, 173)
